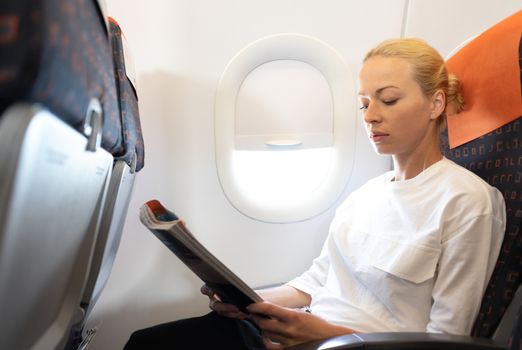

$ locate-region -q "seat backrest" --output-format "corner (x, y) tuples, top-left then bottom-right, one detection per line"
(65, 159), (137, 349)
(509, 305), (522, 350)
(441, 117), (521, 338)
(0, 0), (144, 348)
(64, 17), (145, 349)
(0, 0), (121, 155)
(440, 10), (522, 339)
(0, 104), (113, 350)
(81, 14), (144, 315)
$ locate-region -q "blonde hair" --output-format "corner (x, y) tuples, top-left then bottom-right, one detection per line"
(364, 38), (464, 117)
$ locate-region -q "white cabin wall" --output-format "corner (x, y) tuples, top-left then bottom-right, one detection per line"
(87, 1), (520, 349)
(404, 0), (521, 57)
(88, 2), (401, 348)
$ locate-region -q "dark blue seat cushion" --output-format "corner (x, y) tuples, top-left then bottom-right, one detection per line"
(441, 116), (522, 337)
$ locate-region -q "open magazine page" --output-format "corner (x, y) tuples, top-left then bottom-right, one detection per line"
(140, 200), (262, 311)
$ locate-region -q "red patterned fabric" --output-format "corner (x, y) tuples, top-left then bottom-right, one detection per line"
(0, 0), (125, 157)
(108, 17), (144, 171)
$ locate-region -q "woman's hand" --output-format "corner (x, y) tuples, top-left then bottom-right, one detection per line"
(247, 302), (354, 349)
(200, 284), (248, 320)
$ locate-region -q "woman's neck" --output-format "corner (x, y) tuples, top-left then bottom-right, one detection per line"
(392, 142), (443, 181)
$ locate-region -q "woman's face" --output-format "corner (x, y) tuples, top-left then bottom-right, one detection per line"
(358, 56), (439, 158)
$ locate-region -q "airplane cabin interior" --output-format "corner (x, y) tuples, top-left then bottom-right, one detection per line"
(0, 0), (520, 349)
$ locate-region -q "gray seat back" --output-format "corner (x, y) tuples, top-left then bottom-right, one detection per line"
(84, 159), (136, 315)
(0, 104), (113, 350)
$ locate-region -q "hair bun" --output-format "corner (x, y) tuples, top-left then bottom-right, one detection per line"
(446, 74), (464, 115)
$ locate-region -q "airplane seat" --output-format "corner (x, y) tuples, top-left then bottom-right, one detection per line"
(439, 117), (522, 348)
(0, 0), (144, 349)
(440, 9), (521, 345)
(508, 306), (522, 350)
(0, 104), (113, 350)
(289, 10), (522, 350)
(65, 17), (145, 350)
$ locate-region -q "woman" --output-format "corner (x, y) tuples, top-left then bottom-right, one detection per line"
(125, 38), (506, 350)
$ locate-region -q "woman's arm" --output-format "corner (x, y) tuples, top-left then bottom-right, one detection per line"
(201, 284), (311, 320)
(248, 302), (355, 350)
(256, 285), (311, 309)
(428, 213), (504, 334)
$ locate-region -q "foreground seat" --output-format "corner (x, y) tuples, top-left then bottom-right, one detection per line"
(0, 103), (113, 350)
(0, 1), (144, 349)
(65, 17), (145, 349)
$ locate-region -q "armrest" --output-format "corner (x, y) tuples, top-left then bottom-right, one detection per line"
(288, 332), (505, 350)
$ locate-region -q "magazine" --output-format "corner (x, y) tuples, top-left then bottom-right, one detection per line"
(139, 200), (263, 311)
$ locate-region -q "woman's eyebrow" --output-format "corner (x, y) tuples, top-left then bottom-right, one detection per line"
(358, 85), (400, 96)
(377, 85), (400, 94)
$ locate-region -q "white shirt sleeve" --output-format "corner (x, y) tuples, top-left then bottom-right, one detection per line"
(427, 213), (505, 335)
(286, 234), (331, 297)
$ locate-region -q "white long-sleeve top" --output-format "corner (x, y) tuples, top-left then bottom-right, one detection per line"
(287, 158), (505, 335)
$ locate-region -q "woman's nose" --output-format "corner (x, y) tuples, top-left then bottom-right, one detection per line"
(363, 103), (381, 124)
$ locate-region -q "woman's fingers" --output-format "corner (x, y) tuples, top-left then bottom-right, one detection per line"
(250, 313), (282, 333)
(201, 285), (224, 303)
(211, 299), (239, 313)
(202, 287), (248, 319)
(261, 335), (284, 350)
(200, 284), (213, 297)
(248, 302), (293, 322)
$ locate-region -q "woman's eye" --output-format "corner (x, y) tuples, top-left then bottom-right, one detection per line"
(382, 99), (398, 106)
(359, 105), (368, 111)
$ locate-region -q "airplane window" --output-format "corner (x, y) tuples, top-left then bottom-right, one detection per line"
(233, 59), (333, 211)
(233, 148), (334, 208)
(235, 59), (333, 150)
(215, 34), (356, 223)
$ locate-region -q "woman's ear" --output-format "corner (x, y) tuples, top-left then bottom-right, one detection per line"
(430, 89), (446, 120)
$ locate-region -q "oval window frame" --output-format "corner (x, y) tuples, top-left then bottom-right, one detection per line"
(215, 33), (357, 223)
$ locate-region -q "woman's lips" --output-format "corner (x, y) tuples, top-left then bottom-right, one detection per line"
(370, 132), (389, 142)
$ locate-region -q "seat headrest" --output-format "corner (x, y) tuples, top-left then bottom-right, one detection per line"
(446, 10), (522, 149)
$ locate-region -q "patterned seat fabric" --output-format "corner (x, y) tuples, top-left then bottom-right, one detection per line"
(0, 0), (144, 171)
(440, 116), (522, 337)
(440, 10), (522, 338)
(108, 17), (145, 171)
(509, 305), (521, 350)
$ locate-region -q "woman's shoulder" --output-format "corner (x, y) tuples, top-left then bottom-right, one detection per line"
(437, 158), (504, 215)
(439, 158), (497, 193)
(334, 172), (390, 212)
